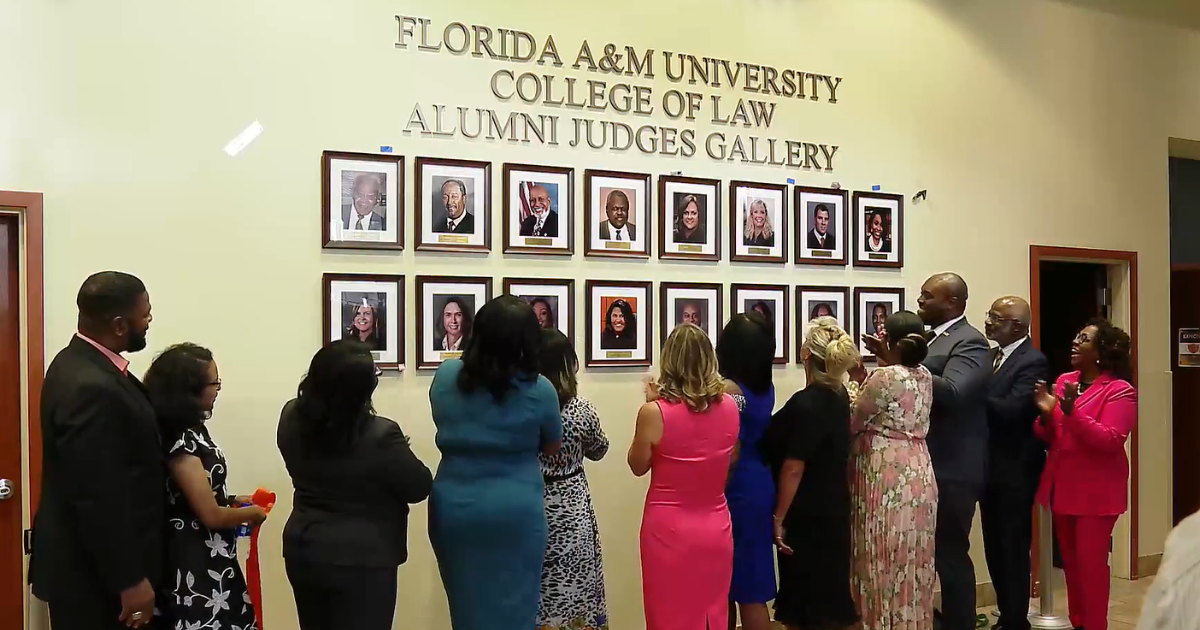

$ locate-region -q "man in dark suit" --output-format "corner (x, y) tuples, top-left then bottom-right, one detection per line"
(918, 272), (992, 630)
(518, 184), (558, 237)
(341, 173), (386, 231)
(31, 271), (161, 630)
(806, 203), (833, 249)
(981, 296), (1047, 630)
(598, 189), (636, 240)
(433, 178), (475, 234)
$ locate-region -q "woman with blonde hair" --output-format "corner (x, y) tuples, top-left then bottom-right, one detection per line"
(742, 199), (775, 247)
(629, 323), (740, 630)
(762, 317), (860, 630)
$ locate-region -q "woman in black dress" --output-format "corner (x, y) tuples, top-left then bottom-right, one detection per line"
(761, 317), (860, 630)
(601, 299), (638, 349)
(145, 343), (266, 630)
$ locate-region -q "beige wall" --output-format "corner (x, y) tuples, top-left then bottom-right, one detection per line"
(2, 0), (1194, 628)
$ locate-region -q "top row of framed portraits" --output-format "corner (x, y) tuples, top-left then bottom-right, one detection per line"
(321, 151), (905, 268)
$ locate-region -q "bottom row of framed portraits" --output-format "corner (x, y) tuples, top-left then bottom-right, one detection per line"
(323, 273), (906, 370)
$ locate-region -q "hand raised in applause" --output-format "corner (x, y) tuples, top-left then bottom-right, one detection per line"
(1033, 381), (1057, 418)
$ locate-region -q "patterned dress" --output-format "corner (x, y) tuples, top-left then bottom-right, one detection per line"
(537, 396), (610, 630)
(161, 425), (257, 630)
(849, 365), (938, 630)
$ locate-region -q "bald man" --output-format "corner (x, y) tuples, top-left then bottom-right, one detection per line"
(916, 272), (992, 630)
(518, 184), (558, 237)
(981, 296), (1048, 630)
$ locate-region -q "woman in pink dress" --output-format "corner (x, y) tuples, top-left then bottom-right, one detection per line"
(850, 310), (938, 630)
(628, 323), (739, 630)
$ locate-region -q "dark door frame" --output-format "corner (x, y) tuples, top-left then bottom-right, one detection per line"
(0, 191), (44, 629)
(1029, 245), (1139, 594)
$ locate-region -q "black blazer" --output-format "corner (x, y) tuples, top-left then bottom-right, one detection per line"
(432, 212), (475, 234)
(519, 211), (559, 237)
(31, 336), (164, 602)
(599, 220), (636, 240)
(923, 318), (992, 484)
(985, 339), (1049, 489)
(278, 400), (432, 568)
(807, 229), (833, 250)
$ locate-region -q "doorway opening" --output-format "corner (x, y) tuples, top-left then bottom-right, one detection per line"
(1028, 245), (1139, 597)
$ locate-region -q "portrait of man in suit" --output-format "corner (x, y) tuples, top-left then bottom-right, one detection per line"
(598, 188), (636, 241)
(432, 178), (475, 234)
(518, 183), (558, 238)
(807, 203), (834, 250)
(341, 172), (387, 232)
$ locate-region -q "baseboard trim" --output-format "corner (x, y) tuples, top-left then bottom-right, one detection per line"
(1138, 553), (1162, 577)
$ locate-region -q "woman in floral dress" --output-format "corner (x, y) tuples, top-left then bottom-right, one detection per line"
(535, 329), (610, 630)
(849, 311), (938, 630)
(145, 343), (267, 630)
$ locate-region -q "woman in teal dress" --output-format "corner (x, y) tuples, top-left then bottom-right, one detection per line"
(428, 295), (564, 630)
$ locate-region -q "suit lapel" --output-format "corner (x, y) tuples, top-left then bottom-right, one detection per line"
(994, 339), (1030, 380)
(70, 338), (161, 444)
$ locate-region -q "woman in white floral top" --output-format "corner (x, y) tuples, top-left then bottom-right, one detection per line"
(144, 343), (267, 630)
(849, 311), (938, 630)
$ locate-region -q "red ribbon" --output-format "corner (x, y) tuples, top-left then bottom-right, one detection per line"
(246, 488), (276, 629)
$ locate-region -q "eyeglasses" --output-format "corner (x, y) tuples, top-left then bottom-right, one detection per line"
(984, 312), (1022, 325)
(208, 379), (222, 391)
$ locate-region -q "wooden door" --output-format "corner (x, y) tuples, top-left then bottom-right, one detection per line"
(0, 216), (23, 629)
(1171, 266), (1200, 523)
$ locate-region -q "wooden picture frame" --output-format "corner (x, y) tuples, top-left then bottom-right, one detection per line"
(584, 169), (651, 259)
(659, 175), (721, 261)
(414, 157), (492, 253)
(660, 282), (724, 347)
(795, 185), (849, 266)
(321, 151), (404, 250)
(852, 191), (904, 269)
(795, 285), (851, 363)
(502, 163), (574, 255)
(854, 286), (906, 361)
(322, 273), (405, 370)
(502, 277), (576, 344)
(729, 180), (787, 264)
(415, 275), (493, 369)
(730, 283), (790, 364)
(585, 279), (653, 367)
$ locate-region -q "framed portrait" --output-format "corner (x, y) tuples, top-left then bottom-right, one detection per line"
(584, 169), (650, 259)
(795, 186), (849, 266)
(321, 151), (403, 250)
(729, 181), (787, 264)
(415, 157), (491, 253)
(502, 163), (574, 255)
(502, 277), (575, 343)
(660, 282), (723, 347)
(322, 273), (404, 369)
(416, 275), (493, 369)
(795, 285), (850, 363)
(854, 287), (905, 361)
(731, 283), (789, 364)
(853, 191), (904, 269)
(585, 280), (652, 367)
(659, 175), (720, 261)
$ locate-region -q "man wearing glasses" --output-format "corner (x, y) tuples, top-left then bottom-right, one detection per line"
(980, 296), (1048, 630)
(342, 173), (386, 231)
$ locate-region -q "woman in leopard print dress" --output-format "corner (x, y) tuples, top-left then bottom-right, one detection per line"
(536, 329), (610, 630)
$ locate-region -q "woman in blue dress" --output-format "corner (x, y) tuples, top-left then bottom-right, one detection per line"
(718, 312), (778, 630)
(428, 295), (564, 630)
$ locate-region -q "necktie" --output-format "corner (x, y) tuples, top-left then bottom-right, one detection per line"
(447, 219), (454, 231)
(615, 229), (622, 241)
(356, 216), (366, 230)
(993, 350), (1004, 373)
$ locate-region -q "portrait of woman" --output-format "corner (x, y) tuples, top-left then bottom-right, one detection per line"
(323, 274), (404, 370)
(810, 302), (834, 320)
(601, 299), (638, 350)
(742, 199), (775, 247)
(587, 280), (652, 366)
(733, 284), (790, 364)
(503, 278), (574, 343)
(343, 297), (385, 351)
(530, 298), (555, 330)
(751, 301), (775, 327)
(417, 276), (493, 369)
(796, 286), (851, 355)
(854, 287), (905, 361)
(437, 297), (473, 352)
(674, 194), (706, 244)
(853, 192), (904, 269)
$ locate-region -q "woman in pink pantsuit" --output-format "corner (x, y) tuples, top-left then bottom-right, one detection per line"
(1033, 319), (1136, 630)
(629, 323), (739, 630)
